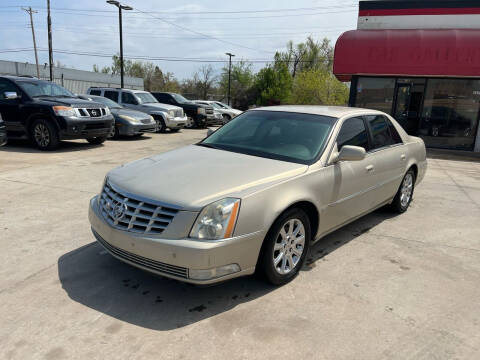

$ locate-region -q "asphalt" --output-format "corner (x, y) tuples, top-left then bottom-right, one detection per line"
(1, 131), (479, 360)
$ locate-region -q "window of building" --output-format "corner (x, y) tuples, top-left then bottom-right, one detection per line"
(337, 117), (370, 151)
(419, 79), (480, 150)
(355, 77), (395, 114)
(366, 115), (395, 150)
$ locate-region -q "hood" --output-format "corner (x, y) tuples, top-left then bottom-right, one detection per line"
(107, 145), (307, 210)
(138, 103), (181, 112)
(33, 96), (105, 108)
(111, 108), (151, 119)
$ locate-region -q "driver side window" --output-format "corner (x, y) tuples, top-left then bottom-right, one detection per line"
(0, 79), (20, 100)
(121, 92), (137, 105)
(337, 117), (370, 151)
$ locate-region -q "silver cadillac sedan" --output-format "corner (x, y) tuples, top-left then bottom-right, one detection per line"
(89, 106), (427, 285)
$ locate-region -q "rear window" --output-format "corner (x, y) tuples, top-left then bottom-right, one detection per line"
(104, 91), (119, 102)
(89, 89), (101, 96)
(366, 115), (396, 150)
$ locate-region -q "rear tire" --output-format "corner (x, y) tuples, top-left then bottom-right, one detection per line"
(31, 118), (60, 151)
(257, 208), (311, 285)
(390, 169), (415, 213)
(87, 136), (107, 145)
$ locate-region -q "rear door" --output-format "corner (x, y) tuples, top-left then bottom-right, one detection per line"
(321, 116), (378, 231)
(364, 114), (407, 205)
(104, 90), (120, 103)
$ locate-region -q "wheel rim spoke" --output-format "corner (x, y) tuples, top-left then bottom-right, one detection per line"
(273, 218), (306, 275)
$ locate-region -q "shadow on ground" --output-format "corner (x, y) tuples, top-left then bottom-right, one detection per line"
(58, 207), (396, 331)
(0, 139), (104, 154)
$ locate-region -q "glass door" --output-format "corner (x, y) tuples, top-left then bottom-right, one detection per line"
(393, 79), (425, 135)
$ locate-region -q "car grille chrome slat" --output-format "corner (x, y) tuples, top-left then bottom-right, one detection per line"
(99, 181), (179, 235)
(94, 231), (188, 278)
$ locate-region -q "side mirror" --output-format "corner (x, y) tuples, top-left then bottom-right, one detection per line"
(4, 92), (19, 100)
(332, 145), (366, 163)
(207, 128), (215, 137)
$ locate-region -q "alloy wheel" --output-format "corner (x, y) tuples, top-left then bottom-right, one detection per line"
(34, 123), (50, 147)
(273, 219), (306, 275)
(400, 173), (414, 208)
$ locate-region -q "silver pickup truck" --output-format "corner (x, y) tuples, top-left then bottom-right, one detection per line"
(86, 87), (187, 132)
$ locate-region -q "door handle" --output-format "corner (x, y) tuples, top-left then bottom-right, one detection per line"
(366, 165), (375, 172)
(400, 154), (406, 161)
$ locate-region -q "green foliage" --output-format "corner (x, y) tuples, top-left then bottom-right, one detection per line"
(255, 61), (293, 106)
(219, 61), (255, 108)
(289, 68), (349, 105)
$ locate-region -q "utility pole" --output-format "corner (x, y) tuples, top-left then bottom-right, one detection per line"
(22, 7), (40, 78)
(106, 1), (133, 88)
(225, 52), (235, 106)
(47, 0), (53, 81)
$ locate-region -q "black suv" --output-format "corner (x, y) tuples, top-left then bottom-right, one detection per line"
(151, 92), (214, 128)
(0, 76), (114, 150)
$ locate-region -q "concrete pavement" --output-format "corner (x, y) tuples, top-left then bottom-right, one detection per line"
(1, 131), (479, 360)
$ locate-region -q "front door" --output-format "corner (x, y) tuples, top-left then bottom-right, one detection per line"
(0, 79), (23, 134)
(320, 117), (378, 233)
(393, 79), (426, 136)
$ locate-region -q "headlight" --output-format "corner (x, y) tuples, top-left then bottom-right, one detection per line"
(104, 107), (111, 115)
(197, 107), (206, 115)
(52, 106), (75, 117)
(149, 115), (155, 122)
(190, 198), (240, 240)
(168, 110), (175, 118)
(119, 114), (141, 123)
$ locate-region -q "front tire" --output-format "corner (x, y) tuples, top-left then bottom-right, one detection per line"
(158, 118), (167, 133)
(87, 136), (107, 145)
(31, 119), (60, 151)
(390, 169), (415, 213)
(257, 208), (311, 285)
(222, 114), (231, 124)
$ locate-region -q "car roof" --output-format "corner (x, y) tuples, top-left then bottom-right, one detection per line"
(251, 105), (386, 118)
(1, 75), (44, 82)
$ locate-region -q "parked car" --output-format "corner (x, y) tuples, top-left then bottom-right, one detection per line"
(78, 95), (156, 138)
(89, 106), (427, 285)
(0, 113), (7, 146)
(87, 88), (186, 132)
(196, 100), (242, 124)
(0, 76), (114, 150)
(151, 92), (215, 128)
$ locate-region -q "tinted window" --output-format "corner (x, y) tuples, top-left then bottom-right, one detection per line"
(386, 118), (403, 144)
(0, 79), (19, 99)
(104, 91), (118, 102)
(366, 115), (395, 149)
(154, 93), (169, 103)
(202, 111), (336, 164)
(89, 89), (101, 96)
(17, 80), (73, 98)
(355, 77), (395, 114)
(337, 117), (370, 151)
(121, 92), (137, 104)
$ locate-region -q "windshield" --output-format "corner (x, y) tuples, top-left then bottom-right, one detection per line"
(135, 92), (158, 104)
(90, 96), (122, 109)
(18, 80), (74, 98)
(201, 110), (336, 164)
(211, 103), (223, 109)
(172, 93), (190, 104)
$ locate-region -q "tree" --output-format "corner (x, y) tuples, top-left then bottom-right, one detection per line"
(254, 61), (293, 106)
(193, 65), (217, 99)
(289, 68), (349, 105)
(219, 61), (255, 109)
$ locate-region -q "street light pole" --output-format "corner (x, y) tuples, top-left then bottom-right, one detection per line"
(225, 52), (235, 106)
(106, 1), (132, 88)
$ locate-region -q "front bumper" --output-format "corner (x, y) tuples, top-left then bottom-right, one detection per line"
(60, 116), (114, 139)
(88, 196), (262, 284)
(165, 116), (187, 129)
(119, 122), (156, 136)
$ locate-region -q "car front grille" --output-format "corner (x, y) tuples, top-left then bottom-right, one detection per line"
(85, 122), (109, 130)
(77, 108), (106, 117)
(206, 107), (214, 115)
(99, 181), (179, 235)
(94, 230), (189, 279)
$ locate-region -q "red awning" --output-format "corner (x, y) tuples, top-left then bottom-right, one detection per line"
(333, 29), (480, 81)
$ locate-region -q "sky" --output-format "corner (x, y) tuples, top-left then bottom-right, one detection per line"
(0, 0), (359, 80)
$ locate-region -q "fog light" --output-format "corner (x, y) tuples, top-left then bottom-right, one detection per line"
(189, 264), (241, 280)
(72, 125), (78, 133)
